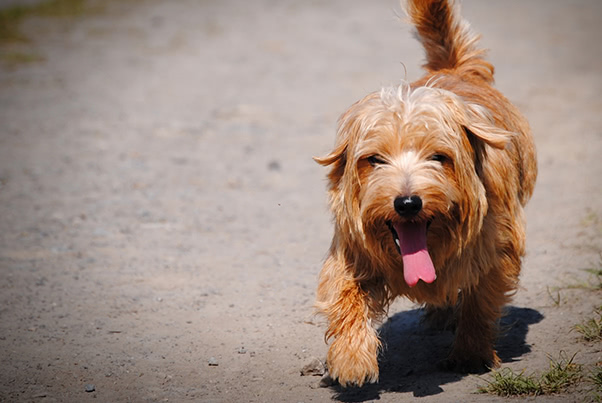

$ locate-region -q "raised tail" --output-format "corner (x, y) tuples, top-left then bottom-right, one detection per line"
(406, 0), (494, 82)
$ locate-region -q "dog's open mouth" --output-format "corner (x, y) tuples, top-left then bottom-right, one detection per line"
(387, 220), (437, 287)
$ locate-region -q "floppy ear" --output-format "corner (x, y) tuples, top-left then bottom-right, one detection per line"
(313, 140), (347, 166)
(313, 137), (350, 194)
(462, 102), (515, 149)
(315, 93), (381, 167)
(313, 105), (358, 166)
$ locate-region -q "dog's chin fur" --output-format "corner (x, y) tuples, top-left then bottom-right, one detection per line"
(314, 0), (537, 388)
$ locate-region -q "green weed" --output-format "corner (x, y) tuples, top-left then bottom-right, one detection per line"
(592, 365), (602, 390)
(478, 352), (582, 397)
(478, 367), (542, 396)
(0, 0), (92, 44)
(541, 352), (583, 394)
(588, 365), (602, 402)
(575, 309), (602, 342)
(0, 50), (44, 66)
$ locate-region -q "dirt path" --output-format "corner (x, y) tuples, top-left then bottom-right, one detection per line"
(0, 0), (600, 401)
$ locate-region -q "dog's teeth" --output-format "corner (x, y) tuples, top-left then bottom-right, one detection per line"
(395, 238), (400, 247)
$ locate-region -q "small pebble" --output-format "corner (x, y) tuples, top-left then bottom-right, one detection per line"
(267, 160), (281, 171)
(208, 357), (219, 366)
(84, 384), (96, 393)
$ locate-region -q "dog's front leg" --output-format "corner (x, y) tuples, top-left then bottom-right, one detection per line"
(317, 255), (382, 387)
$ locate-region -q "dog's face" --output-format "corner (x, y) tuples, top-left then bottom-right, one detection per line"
(316, 84), (513, 286)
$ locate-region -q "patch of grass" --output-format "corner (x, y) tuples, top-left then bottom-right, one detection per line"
(575, 309), (602, 342)
(478, 352), (582, 397)
(28, 0), (87, 17)
(541, 352), (583, 393)
(0, 4), (30, 43)
(592, 365), (602, 390)
(0, 50), (45, 66)
(588, 365), (602, 402)
(0, 0), (91, 44)
(478, 367), (542, 396)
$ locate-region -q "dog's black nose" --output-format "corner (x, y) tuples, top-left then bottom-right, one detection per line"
(394, 195), (423, 217)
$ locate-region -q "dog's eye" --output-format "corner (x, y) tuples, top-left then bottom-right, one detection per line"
(429, 154), (448, 163)
(367, 155), (386, 166)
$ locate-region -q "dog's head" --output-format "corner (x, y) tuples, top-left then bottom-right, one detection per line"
(316, 83), (513, 286)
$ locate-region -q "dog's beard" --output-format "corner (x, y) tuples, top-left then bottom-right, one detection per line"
(387, 221), (437, 287)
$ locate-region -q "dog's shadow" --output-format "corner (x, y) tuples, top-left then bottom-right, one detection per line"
(330, 306), (543, 402)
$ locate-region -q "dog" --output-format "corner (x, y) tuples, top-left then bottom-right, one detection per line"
(314, 0), (537, 387)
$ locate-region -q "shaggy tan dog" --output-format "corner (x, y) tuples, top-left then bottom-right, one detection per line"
(314, 0), (537, 387)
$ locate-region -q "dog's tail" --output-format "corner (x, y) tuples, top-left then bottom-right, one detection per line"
(406, 0), (494, 82)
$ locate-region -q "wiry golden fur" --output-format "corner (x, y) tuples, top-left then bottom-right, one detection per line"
(314, 0), (537, 387)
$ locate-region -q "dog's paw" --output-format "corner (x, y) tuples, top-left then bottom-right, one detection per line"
(438, 351), (500, 374)
(318, 371), (337, 388)
(327, 355), (379, 387)
(327, 338), (380, 387)
(330, 368), (378, 388)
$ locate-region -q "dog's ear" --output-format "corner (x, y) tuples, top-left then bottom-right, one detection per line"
(314, 106), (358, 166)
(313, 140), (347, 166)
(462, 102), (515, 149)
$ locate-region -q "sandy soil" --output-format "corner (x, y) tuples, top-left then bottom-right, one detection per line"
(0, 0), (601, 401)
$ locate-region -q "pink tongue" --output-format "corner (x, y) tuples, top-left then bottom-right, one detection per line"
(393, 222), (437, 287)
